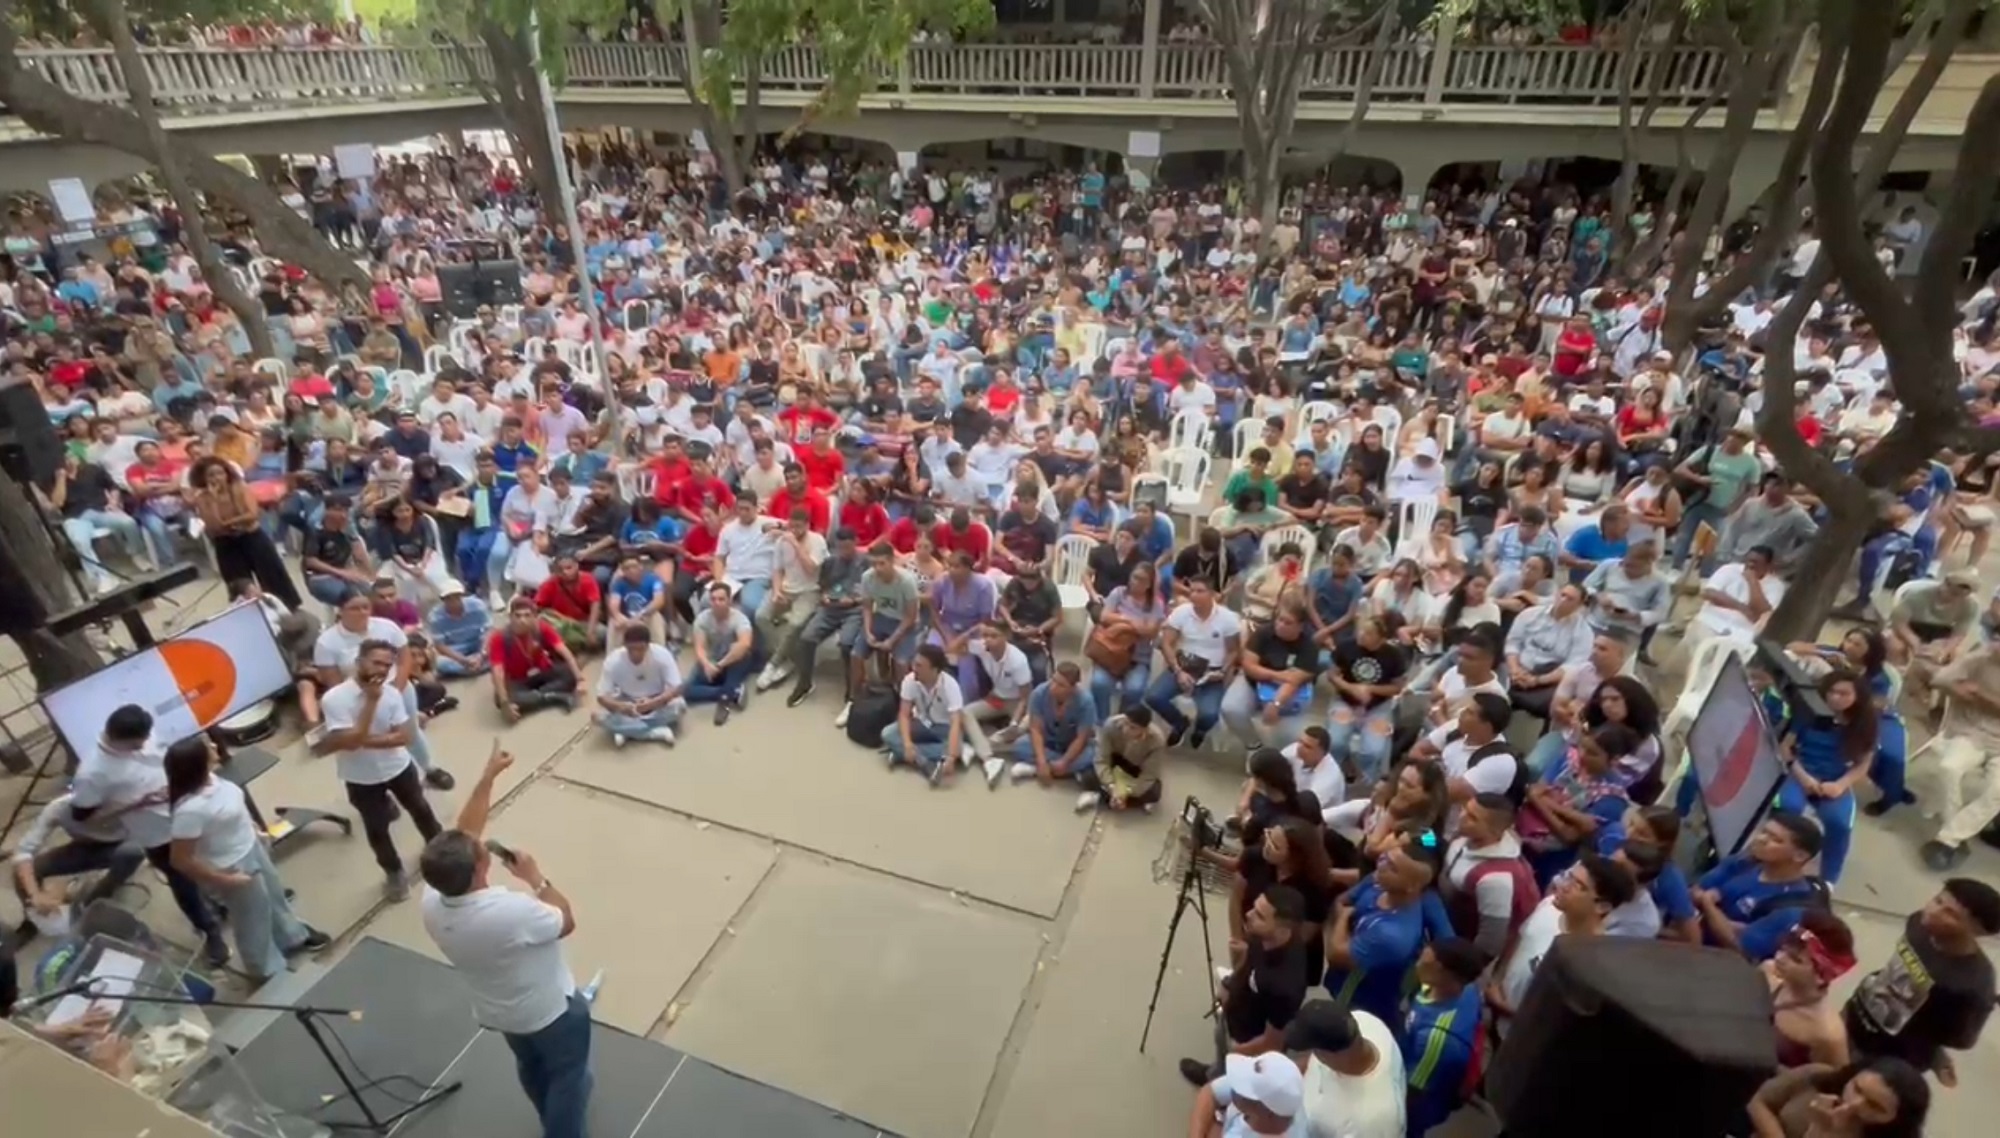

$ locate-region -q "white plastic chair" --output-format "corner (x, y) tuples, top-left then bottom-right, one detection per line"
(389, 369), (425, 406)
(1132, 472), (1170, 513)
(1298, 400), (1342, 431)
(424, 345), (458, 375)
(251, 357), (288, 384)
(1259, 523), (1317, 568)
(1373, 404), (1404, 445)
(1167, 410), (1213, 456)
(1230, 419), (1262, 470)
(623, 299), (652, 331)
(1394, 497), (1440, 560)
(1160, 446), (1212, 518)
(523, 336), (550, 363)
(1053, 533), (1094, 612)
(498, 304), (525, 330)
(1436, 415), (1456, 455)
(447, 320), (479, 356)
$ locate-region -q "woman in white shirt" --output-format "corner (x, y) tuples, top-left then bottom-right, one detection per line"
(165, 737), (326, 981)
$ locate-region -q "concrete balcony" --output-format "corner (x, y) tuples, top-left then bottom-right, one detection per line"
(0, 39), (1986, 198)
(7, 39), (1733, 118)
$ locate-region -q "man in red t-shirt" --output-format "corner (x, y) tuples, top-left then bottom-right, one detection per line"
(764, 465), (831, 534)
(486, 596), (582, 721)
(777, 393), (839, 447)
(531, 553), (605, 654)
(649, 439), (694, 507)
(795, 428), (845, 494)
(931, 508), (992, 568)
(887, 504), (937, 556)
(670, 452), (735, 525)
(1149, 342), (1191, 388)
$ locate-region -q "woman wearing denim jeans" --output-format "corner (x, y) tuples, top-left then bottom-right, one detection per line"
(1324, 615), (1411, 787)
(1089, 565), (1167, 716)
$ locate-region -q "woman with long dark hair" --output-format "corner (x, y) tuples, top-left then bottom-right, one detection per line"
(1776, 670), (1878, 885)
(165, 737), (326, 982)
(1232, 814), (1337, 985)
(189, 456), (303, 609)
(1786, 626), (1912, 815)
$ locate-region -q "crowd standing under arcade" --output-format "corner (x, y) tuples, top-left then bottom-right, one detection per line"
(5, 110), (2000, 1136)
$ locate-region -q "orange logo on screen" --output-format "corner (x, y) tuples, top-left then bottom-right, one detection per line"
(160, 639), (238, 727)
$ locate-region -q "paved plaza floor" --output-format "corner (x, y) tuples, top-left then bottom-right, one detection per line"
(2, 579), (1998, 1138)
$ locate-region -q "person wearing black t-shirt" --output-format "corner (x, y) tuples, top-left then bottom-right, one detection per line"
(1843, 878), (2000, 1085)
(1453, 460), (1508, 557)
(50, 453), (149, 589)
(856, 377), (904, 435)
(1085, 525), (1144, 619)
(1276, 452), (1329, 529)
(1223, 600), (1322, 749)
(949, 388), (995, 451)
(303, 496), (376, 607)
(1234, 816), (1337, 988)
(1181, 884), (1309, 1087)
(1172, 528), (1241, 597)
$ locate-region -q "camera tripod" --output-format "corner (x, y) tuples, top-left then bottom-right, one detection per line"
(1139, 796), (1220, 1053)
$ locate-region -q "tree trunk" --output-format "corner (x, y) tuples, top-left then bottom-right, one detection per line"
(0, 8), (372, 302)
(1761, 502), (1876, 643)
(476, 19), (569, 217)
(96, 0), (274, 362)
(0, 473), (103, 690)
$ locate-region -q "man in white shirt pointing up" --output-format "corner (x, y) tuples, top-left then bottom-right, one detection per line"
(420, 746), (588, 1138)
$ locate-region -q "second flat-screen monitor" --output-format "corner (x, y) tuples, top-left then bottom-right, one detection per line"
(41, 601), (289, 759)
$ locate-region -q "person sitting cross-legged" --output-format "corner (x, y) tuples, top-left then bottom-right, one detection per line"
(884, 643), (969, 784)
(595, 624), (686, 747)
(1083, 705), (1168, 814)
(1004, 661), (1102, 799)
(687, 581), (757, 726)
(965, 621), (1036, 787)
(425, 581), (492, 677)
(487, 595), (582, 722)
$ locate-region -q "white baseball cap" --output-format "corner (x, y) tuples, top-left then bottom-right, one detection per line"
(1222, 1053), (1303, 1118)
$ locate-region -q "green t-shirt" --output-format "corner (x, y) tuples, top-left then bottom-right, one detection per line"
(1692, 446), (1762, 509)
(861, 567), (920, 625)
(1222, 470), (1279, 509)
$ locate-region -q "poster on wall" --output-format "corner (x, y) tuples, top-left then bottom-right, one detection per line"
(897, 150), (920, 172)
(48, 178), (96, 226)
(1127, 130), (1162, 160)
(333, 143), (377, 181)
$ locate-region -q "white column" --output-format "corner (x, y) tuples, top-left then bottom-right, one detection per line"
(1139, 0), (1163, 99)
(1423, 9), (1458, 105)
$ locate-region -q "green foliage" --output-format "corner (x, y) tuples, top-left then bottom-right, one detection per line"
(15, 0), (331, 39)
(658, 0), (996, 122)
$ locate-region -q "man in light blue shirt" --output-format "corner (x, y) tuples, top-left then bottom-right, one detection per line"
(1486, 507), (1562, 579)
(426, 583), (492, 676)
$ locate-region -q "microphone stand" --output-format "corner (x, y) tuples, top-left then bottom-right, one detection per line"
(21, 984), (461, 1134)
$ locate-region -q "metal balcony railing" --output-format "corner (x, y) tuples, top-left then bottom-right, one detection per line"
(5, 40), (1736, 118)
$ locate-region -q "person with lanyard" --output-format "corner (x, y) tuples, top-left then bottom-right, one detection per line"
(1145, 576), (1244, 749)
(1403, 939), (1489, 1138)
(1692, 811), (1829, 962)
(312, 638), (443, 902)
(1179, 884), (1310, 1089)
(1775, 670), (1877, 885)
(419, 747), (590, 1138)
(40, 704), (228, 963)
(1840, 878), (1999, 1092)
(1324, 836), (1440, 1033)
(1486, 854), (1634, 1041)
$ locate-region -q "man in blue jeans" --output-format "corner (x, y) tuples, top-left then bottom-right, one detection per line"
(421, 746), (591, 1138)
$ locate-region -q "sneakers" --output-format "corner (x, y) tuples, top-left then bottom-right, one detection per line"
(384, 871), (411, 902)
(203, 930), (232, 968)
(1010, 762), (1037, 782)
(556, 692), (578, 713)
(786, 680), (816, 708)
(713, 701), (732, 726)
(927, 761), (946, 787)
(1074, 790), (1100, 813)
(611, 732), (629, 749)
(833, 701), (852, 729)
(755, 662), (793, 692)
(983, 757), (1005, 789)
(1179, 1058), (1212, 1088)
(288, 928), (332, 955)
(424, 768), (457, 791)
(1922, 840), (1971, 871)
(649, 726), (677, 747)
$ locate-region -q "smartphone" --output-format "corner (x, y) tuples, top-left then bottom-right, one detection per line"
(484, 839), (519, 867)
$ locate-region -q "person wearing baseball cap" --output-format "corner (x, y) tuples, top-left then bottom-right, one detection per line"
(1187, 1051), (1307, 1137)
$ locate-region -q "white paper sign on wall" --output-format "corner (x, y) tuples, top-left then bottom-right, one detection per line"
(897, 150), (920, 172)
(690, 130), (711, 153)
(1127, 130), (1163, 159)
(48, 178), (96, 225)
(333, 143), (377, 181)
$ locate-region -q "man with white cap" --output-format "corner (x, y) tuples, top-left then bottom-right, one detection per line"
(1187, 1051), (1308, 1137)
(1385, 437), (1446, 506)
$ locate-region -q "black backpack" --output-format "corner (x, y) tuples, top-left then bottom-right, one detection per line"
(1456, 733), (1531, 806)
(845, 691), (900, 749)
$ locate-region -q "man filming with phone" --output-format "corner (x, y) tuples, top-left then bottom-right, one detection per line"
(419, 746), (589, 1138)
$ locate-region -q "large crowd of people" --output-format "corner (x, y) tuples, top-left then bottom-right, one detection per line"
(6, 110), (2000, 1135)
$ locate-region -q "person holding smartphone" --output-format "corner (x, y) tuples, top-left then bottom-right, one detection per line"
(419, 746), (588, 1138)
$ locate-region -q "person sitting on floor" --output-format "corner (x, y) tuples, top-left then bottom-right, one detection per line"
(1005, 660), (1103, 801)
(595, 624), (685, 747)
(425, 581), (492, 677)
(487, 594), (582, 721)
(687, 581), (757, 725)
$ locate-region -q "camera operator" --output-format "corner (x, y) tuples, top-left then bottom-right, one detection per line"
(419, 746), (590, 1138)
(1180, 885), (1309, 1090)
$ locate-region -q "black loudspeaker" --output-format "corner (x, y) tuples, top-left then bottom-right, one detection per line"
(0, 380), (63, 487)
(438, 260), (525, 320)
(1487, 936), (1775, 1138)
